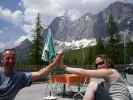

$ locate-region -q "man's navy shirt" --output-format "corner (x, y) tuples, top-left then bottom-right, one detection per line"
(0, 68), (32, 100)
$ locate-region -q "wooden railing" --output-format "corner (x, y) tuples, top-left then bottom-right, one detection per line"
(16, 65), (46, 72)
(15, 64), (133, 74)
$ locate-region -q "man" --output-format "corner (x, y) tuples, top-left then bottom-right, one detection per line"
(0, 49), (61, 100)
(58, 52), (131, 100)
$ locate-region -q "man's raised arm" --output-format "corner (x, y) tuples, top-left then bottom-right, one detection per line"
(31, 51), (63, 81)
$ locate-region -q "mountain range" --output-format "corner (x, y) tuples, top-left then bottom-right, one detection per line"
(49, 1), (133, 41)
(14, 1), (133, 63)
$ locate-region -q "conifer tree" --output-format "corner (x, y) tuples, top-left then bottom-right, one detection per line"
(106, 14), (121, 64)
(95, 38), (105, 55)
(29, 14), (44, 65)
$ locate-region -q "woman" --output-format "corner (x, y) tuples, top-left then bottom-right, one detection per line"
(58, 53), (131, 100)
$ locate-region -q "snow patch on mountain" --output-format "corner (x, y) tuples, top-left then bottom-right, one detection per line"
(55, 38), (96, 50)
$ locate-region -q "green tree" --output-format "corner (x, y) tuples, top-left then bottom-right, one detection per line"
(106, 14), (121, 64)
(127, 41), (133, 63)
(95, 38), (105, 55)
(107, 15), (119, 39)
(29, 13), (44, 65)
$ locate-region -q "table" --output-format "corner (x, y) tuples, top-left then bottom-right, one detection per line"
(48, 74), (89, 97)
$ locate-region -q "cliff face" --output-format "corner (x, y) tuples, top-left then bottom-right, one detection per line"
(47, 2), (133, 41)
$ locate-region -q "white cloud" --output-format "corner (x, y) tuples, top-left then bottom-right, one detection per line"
(0, 30), (3, 34)
(0, 7), (24, 25)
(14, 35), (28, 46)
(14, 34), (33, 47)
(0, 42), (6, 50)
(20, 0), (131, 35)
(0, 40), (20, 51)
(18, 1), (23, 7)
(23, 24), (34, 34)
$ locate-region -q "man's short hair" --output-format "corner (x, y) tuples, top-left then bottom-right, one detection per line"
(2, 49), (16, 56)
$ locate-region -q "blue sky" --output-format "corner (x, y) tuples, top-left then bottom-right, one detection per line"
(0, 0), (23, 11)
(0, 0), (133, 51)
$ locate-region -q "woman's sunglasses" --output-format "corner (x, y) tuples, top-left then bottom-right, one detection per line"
(95, 61), (104, 68)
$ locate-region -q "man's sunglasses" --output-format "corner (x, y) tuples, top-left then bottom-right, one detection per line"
(95, 61), (104, 68)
